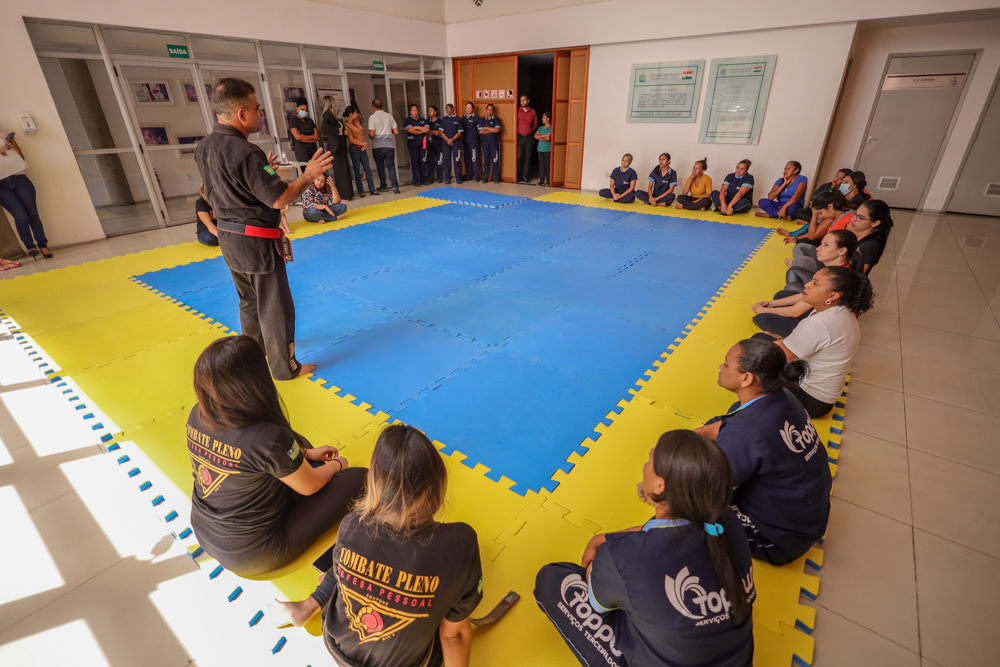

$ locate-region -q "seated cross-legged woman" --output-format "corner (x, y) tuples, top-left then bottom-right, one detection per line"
(756, 161), (807, 220)
(711, 159), (755, 215)
(839, 171), (871, 211)
(789, 168), (852, 225)
(847, 199), (894, 274)
(695, 339), (832, 566)
(781, 190), (851, 245)
(195, 183), (219, 247)
(757, 267), (874, 418)
(535, 429), (755, 667)
(599, 153), (638, 203)
(302, 173), (347, 223)
(785, 228), (859, 290)
(634, 152), (677, 206)
(187, 336), (367, 576)
(675, 158), (714, 210)
(269, 424), (483, 667)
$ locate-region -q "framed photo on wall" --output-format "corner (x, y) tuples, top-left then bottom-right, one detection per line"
(182, 83), (200, 105)
(131, 81), (173, 105)
(283, 87), (305, 104)
(139, 125), (170, 146)
(177, 135), (205, 155)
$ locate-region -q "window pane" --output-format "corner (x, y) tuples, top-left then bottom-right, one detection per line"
(424, 58), (444, 75)
(425, 79), (443, 116)
(313, 74), (346, 117)
(304, 46), (339, 70)
(37, 57), (132, 151)
(342, 50), (382, 70)
(200, 69), (270, 138)
(262, 43), (301, 68)
(78, 152), (160, 235)
(385, 54), (420, 73)
(119, 65), (208, 146)
(266, 69), (308, 157)
(103, 28), (186, 58)
(25, 22), (100, 55)
(149, 150), (200, 224)
(190, 36), (258, 63)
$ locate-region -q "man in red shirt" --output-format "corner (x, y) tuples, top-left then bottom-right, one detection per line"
(516, 95), (538, 184)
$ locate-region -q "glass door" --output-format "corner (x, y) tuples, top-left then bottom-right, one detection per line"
(389, 78), (422, 178)
(310, 71), (349, 148)
(199, 67), (272, 152)
(116, 61), (212, 226)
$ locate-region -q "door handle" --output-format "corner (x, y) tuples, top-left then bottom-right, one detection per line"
(866, 136), (877, 144)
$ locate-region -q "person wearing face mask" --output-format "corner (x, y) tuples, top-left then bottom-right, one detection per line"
(516, 95), (538, 184)
(675, 158), (713, 211)
(756, 161), (807, 220)
(599, 154), (638, 203)
(289, 97), (320, 164)
(838, 171), (871, 210)
(789, 168), (852, 224)
(634, 153), (677, 206)
(711, 159), (755, 215)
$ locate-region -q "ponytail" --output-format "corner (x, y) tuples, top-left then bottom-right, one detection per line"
(823, 266), (875, 315)
(848, 170), (868, 191)
(735, 338), (809, 393)
(828, 229), (859, 267)
(696, 157), (708, 170)
(812, 189), (848, 211)
(651, 431), (750, 624)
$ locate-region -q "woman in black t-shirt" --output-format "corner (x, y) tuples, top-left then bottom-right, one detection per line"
(270, 424), (484, 667)
(195, 183), (219, 246)
(536, 430), (755, 667)
(846, 199), (893, 274)
(187, 335), (367, 576)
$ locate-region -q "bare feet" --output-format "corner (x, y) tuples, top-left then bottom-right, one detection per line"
(674, 204), (683, 209)
(295, 363), (317, 377)
(754, 211), (769, 218)
(775, 228), (790, 236)
(337, 214), (347, 221)
(268, 597), (320, 628)
(784, 257), (792, 268)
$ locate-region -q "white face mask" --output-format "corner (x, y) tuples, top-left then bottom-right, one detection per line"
(297, 109), (308, 118)
(839, 183), (851, 195)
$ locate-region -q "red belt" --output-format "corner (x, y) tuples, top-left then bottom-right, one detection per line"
(218, 220), (293, 263)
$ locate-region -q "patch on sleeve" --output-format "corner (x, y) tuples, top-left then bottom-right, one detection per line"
(477, 578), (483, 594)
(287, 440), (301, 459)
(264, 165), (277, 176)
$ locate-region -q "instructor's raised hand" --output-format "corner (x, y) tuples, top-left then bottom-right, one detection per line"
(305, 147), (334, 181)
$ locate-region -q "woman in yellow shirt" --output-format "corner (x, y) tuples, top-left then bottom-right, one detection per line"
(675, 158), (713, 211)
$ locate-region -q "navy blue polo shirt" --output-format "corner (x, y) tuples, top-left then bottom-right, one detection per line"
(440, 114), (463, 141)
(405, 115), (429, 147)
(714, 389), (832, 559)
(427, 116), (442, 146)
(611, 166), (638, 193)
(648, 166), (678, 197)
(722, 173), (755, 201)
(587, 510), (755, 667)
(461, 114), (481, 144)
(478, 115), (501, 144)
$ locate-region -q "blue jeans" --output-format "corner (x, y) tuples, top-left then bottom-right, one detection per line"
(304, 205), (347, 222)
(349, 144), (376, 194)
(372, 147), (398, 190)
(197, 229), (219, 246)
(0, 174), (47, 250)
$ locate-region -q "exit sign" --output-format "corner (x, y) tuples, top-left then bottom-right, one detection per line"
(167, 44), (190, 58)
(373, 61), (385, 71)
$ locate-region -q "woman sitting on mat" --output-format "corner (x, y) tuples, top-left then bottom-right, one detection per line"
(195, 183), (219, 247)
(675, 158), (713, 211)
(535, 429), (755, 667)
(634, 152), (677, 206)
(780, 190), (851, 245)
(751, 231), (860, 338)
(186, 336), (366, 576)
(756, 161), (807, 220)
(847, 199), (894, 274)
(790, 168), (852, 223)
(711, 159), (755, 216)
(839, 171), (871, 211)
(784, 229), (859, 291)
(269, 424), (483, 667)
(599, 153), (638, 203)
(302, 173), (347, 223)
(695, 339), (832, 566)
(756, 267), (874, 419)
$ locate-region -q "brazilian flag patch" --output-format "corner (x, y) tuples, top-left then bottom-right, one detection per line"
(264, 165), (277, 176)
(287, 441), (301, 459)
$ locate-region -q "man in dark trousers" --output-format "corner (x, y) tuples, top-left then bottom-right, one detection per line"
(461, 101), (481, 183)
(516, 95), (538, 184)
(195, 78), (332, 380)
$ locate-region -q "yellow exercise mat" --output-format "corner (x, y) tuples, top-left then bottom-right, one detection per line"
(535, 192), (783, 228)
(0, 262), (123, 307)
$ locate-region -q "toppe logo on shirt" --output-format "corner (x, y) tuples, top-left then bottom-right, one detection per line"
(780, 420), (821, 460)
(557, 573), (622, 663)
(665, 566), (756, 626)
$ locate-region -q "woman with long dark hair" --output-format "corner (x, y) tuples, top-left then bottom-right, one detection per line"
(696, 339), (832, 565)
(535, 430), (755, 667)
(321, 95), (354, 200)
(269, 424), (483, 667)
(186, 335), (366, 576)
(847, 199), (893, 273)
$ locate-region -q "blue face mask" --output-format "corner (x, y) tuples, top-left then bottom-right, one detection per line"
(297, 110), (308, 118)
(839, 183), (850, 195)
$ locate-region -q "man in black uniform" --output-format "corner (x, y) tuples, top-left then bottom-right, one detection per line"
(195, 78), (332, 380)
(289, 96), (321, 164)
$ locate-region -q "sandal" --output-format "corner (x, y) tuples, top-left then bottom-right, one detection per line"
(40, 248), (54, 259)
(0, 259), (21, 271)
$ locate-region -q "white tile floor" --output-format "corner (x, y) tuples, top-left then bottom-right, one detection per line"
(1, 190), (998, 666)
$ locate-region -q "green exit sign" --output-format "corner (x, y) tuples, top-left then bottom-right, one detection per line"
(373, 60), (385, 71)
(167, 44), (190, 58)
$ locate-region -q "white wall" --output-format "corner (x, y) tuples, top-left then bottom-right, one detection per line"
(821, 18), (1000, 211)
(581, 23), (857, 196)
(0, 0), (446, 247)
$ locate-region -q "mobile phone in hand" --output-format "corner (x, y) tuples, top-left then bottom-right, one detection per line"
(5, 132), (14, 143)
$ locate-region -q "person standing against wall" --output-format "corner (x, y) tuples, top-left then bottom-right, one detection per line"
(289, 97), (320, 164)
(405, 104), (430, 187)
(343, 106), (377, 198)
(478, 104), (502, 184)
(534, 112), (552, 187)
(426, 105), (443, 185)
(368, 100), (400, 194)
(516, 95), (538, 184)
(195, 78), (332, 380)
(439, 103), (464, 184)
(0, 132), (51, 258)
(461, 102), (481, 183)
(320, 96), (353, 201)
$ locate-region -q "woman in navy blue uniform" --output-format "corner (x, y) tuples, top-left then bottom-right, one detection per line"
(696, 338), (832, 565)
(535, 430), (755, 667)
(634, 153), (677, 206)
(599, 154), (638, 203)
(478, 104), (502, 183)
(426, 105), (443, 185)
(439, 104), (464, 184)
(712, 160), (755, 215)
(461, 102), (481, 182)
(405, 105), (430, 186)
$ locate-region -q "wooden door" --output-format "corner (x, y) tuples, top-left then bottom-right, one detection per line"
(564, 48), (589, 189)
(550, 50), (571, 187)
(452, 55), (518, 182)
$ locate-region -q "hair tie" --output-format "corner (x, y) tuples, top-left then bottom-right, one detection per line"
(704, 522), (724, 536)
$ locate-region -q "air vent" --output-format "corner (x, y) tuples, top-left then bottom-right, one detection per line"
(877, 176), (901, 191)
(985, 182), (1000, 198)
(961, 237), (987, 249)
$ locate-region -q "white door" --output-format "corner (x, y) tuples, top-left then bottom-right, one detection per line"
(948, 78), (1000, 217)
(857, 53), (975, 209)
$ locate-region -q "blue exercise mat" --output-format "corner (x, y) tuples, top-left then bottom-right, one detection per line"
(417, 186), (529, 208)
(136, 202), (768, 493)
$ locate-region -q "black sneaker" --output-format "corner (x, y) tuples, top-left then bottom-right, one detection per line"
(371, 191), (381, 196)
(445, 179), (452, 185)
(378, 186), (388, 192)
(393, 188), (400, 194)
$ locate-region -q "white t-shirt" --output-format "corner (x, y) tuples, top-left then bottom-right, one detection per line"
(783, 305), (860, 404)
(367, 110), (397, 149)
(0, 131), (27, 180)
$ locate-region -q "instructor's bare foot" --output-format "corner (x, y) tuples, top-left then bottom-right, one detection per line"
(269, 598), (320, 628)
(296, 363), (317, 377)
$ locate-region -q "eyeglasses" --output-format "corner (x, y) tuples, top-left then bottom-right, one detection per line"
(854, 213), (871, 222)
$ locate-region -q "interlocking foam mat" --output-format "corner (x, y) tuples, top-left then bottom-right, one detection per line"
(0, 192), (844, 667)
(416, 185), (530, 208)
